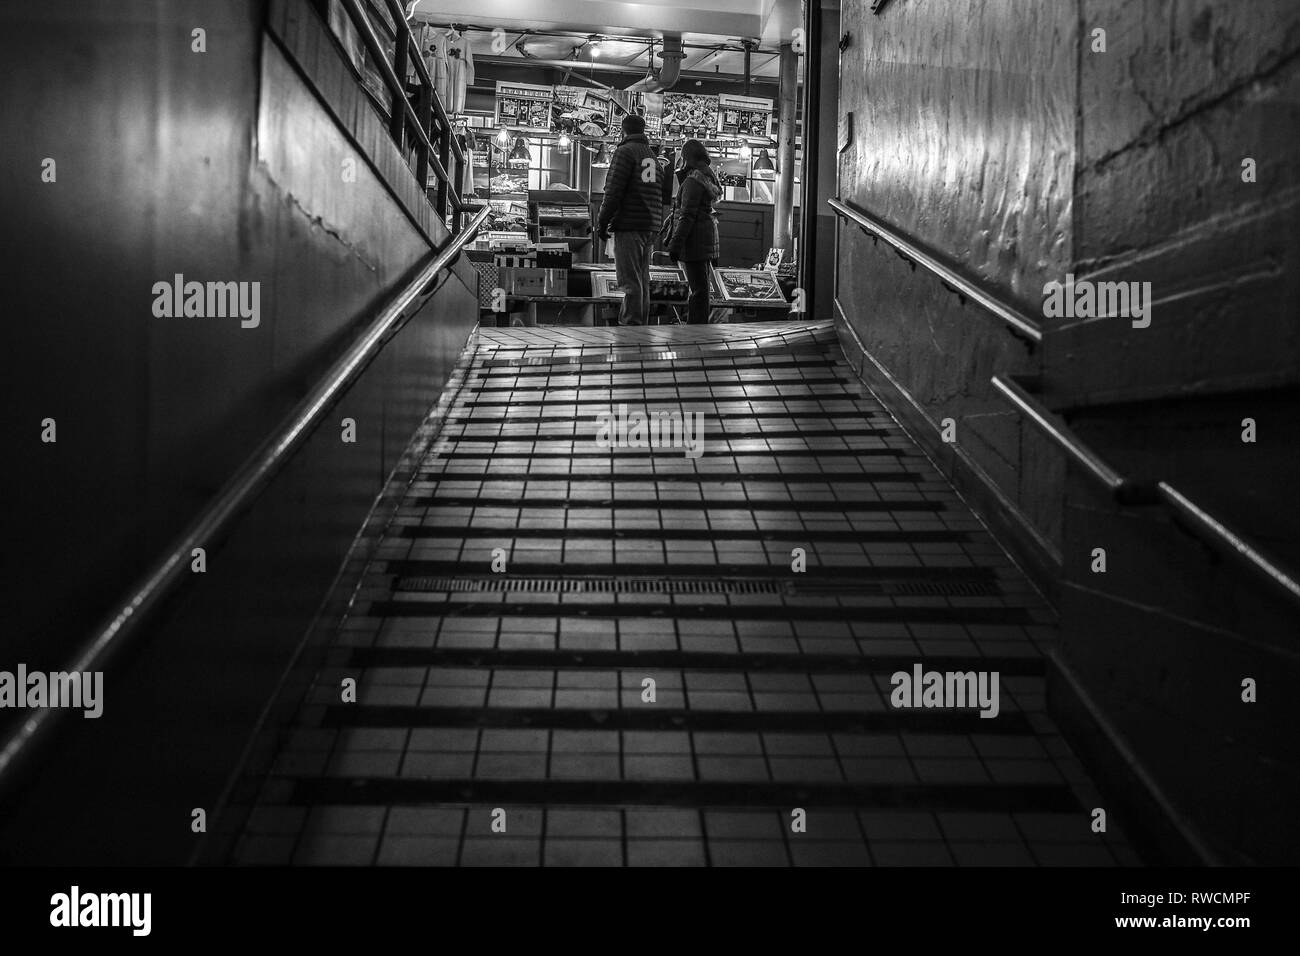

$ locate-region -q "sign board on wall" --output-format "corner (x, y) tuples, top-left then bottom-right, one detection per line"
(717, 93), (774, 140)
(495, 81), (553, 131)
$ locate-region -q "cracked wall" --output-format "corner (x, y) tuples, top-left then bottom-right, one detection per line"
(1054, 0), (1300, 864)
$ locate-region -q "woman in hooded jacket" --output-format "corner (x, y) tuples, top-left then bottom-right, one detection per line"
(666, 139), (722, 325)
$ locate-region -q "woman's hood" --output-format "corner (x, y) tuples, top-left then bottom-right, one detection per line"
(687, 165), (722, 200)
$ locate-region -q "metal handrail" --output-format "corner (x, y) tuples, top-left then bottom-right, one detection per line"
(991, 375), (1151, 505)
(1155, 484), (1300, 609)
(828, 197), (1043, 345)
(828, 196), (1297, 607)
(992, 374), (1300, 611)
(0, 204), (492, 795)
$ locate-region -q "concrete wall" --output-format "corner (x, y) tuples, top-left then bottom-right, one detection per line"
(0, 0), (479, 862)
(1051, 0), (1300, 864)
(834, 0), (1300, 863)
(834, 0), (1075, 583)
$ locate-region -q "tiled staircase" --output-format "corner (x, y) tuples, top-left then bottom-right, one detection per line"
(228, 320), (1137, 866)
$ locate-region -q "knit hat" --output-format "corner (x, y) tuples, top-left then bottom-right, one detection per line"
(621, 114), (646, 136)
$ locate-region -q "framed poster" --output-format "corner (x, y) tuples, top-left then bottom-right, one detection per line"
(487, 168), (529, 197)
(605, 90), (663, 139)
(717, 93), (774, 140)
(714, 268), (786, 303)
(649, 266), (688, 302)
(495, 81), (553, 132)
(552, 86), (612, 136)
(708, 267), (724, 299)
(487, 200), (529, 231)
(762, 248), (785, 272)
(717, 164), (748, 188)
(592, 272), (623, 297)
(660, 92), (719, 140)
(640, 92), (664, 138)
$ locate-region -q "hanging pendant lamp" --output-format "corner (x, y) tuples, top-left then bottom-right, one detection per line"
(508, 136), (530, 167)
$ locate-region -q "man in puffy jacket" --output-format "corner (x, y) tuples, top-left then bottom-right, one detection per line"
(666, 139), (722, 325)
(596, 114), (662, 326)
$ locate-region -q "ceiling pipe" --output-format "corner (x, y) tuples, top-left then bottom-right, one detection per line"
(625, 32), (684, 93)
(558, 68), (615, 92)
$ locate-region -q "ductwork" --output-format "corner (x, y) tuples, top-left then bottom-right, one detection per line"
(625, 33), (683, 93)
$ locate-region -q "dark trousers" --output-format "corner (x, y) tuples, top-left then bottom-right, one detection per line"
(680, 258), (712, 325)
(613, 231), (654, 326)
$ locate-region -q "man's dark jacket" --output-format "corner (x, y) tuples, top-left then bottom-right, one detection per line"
(597, 133), (662, 235)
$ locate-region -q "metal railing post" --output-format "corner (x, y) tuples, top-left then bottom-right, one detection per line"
(389, 13), (410, 150)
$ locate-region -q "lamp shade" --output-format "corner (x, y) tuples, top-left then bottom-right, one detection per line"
(753, 148), (776, 175)
(509, 136), (530, 167)
(591, 142), (612, 168)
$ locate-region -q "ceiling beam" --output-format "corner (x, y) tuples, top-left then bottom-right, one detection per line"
(473, 54), (781, 87)
(413, 0), (761, 40)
